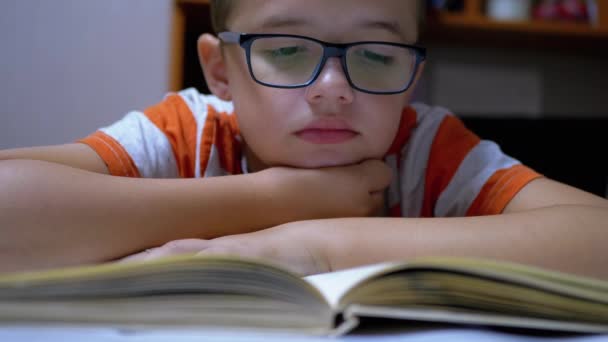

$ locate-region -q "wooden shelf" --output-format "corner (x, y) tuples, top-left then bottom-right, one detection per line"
(170, 0), (212, 91)
(421, 0), (608, 52)
(434, 12), (608, 38)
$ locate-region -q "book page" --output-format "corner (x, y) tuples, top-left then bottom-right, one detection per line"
(0, 255), (334, 331)
(304, 262), (400, 308)
(346, 305), (608, 334)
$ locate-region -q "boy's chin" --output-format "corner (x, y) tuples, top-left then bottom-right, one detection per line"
(278, 156), (369, 169)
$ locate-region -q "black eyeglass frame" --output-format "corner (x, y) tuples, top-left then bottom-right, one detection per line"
(218, 31), (427, 95)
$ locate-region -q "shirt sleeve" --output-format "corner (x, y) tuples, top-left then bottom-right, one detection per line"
(77, 91), (199, 178)
(401, 104), (542, 217)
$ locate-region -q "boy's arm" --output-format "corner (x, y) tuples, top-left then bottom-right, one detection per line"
(325, 185), (608, 276)
(130, 177), (608, 279)
(0, 157), (280, 273)
(0, 143), (111, 174)
(0, 145), (391, 273)
(321, 177), (608, 279)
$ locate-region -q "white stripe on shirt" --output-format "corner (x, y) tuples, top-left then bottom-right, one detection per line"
(177, 88), (234, 178)
(100, 111), (178, 178)
(399, 103), (449, 217)
(435, 140), (519, 217)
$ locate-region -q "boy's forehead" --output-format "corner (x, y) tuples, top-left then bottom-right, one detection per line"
(226, 0), (418, 43)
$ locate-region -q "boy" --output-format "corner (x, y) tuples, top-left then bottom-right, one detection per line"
(1, 0), (607, 278)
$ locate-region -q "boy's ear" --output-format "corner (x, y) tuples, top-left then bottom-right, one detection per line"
(198, 33), (232, 101)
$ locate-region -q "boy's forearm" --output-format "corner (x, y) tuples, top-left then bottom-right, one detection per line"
(321, 205), (608, 279)
(0, 160), (281, 272)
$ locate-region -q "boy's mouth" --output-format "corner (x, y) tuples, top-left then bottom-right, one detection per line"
(296, 129), (358, 144)
(295, 119), (359, 144)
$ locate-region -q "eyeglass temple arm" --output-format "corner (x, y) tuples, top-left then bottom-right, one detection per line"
(218, 31), (241, 44)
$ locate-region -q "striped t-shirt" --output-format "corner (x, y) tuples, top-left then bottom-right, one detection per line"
(79, 88), (541, 218)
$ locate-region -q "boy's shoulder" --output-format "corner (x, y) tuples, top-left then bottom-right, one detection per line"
(166, 88), (235, 119)
(409, 102), (457, 124)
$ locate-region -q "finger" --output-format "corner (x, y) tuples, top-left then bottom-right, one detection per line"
(116, 248), (160, 263)
(117, 239), (210, 263)
(196, 241), (263, 260)
(357, 159), (393, 192)
(162, 239), (211, 253)
(370, 190), (386, 215)
(195, 246), (234, 257)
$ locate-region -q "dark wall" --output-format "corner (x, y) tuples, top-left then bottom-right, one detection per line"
(461, 117), (608, 198)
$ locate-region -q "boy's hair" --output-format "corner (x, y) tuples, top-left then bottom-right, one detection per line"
(210, 0), (235, 34)
(210, 0), (426, 36)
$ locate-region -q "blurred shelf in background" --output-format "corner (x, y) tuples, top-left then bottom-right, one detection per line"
(422, 0), (608, 52)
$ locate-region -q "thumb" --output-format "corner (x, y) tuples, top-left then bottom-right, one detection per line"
(356, 159), (393, 193)
(370, 190), (386, 216)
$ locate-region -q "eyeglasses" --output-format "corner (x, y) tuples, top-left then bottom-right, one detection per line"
(218, 32), (426, 95)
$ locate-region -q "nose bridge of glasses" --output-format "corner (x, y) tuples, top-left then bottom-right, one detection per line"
(316, 45), (349, 77)
(323, 46), (345, 59)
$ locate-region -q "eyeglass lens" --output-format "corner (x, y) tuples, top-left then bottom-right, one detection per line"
(249, 36), (416, 92)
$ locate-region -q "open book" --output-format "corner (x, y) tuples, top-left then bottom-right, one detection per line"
(0, 255), (607, 336)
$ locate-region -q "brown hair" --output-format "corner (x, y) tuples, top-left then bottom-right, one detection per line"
(210, 0), (234, 34)
(210, 0), (425, 35)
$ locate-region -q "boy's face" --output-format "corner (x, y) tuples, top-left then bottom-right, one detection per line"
(209, 0), (422, 171)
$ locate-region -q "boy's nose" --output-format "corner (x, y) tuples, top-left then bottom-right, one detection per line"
(305, 57), (355, 106)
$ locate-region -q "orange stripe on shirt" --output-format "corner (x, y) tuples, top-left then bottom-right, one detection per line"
(199, 105), (243, 176)
(386, 106), (418, 155)
(467, 164), (542, 216)
(78, 131), (140, 177)
(386, 106), (418, 217)
(215, 110), (242, 174)
(144, 94), (198, 178)
(421, 115), (481, 217)
(199, 106), (217, 176)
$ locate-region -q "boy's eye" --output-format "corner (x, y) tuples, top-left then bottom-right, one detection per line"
(267, 46), (306, 58)
(356, 49), (394, 65)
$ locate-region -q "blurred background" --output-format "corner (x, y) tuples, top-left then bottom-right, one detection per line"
(1, 0), (607, 197)
(0, 0), (173, 149)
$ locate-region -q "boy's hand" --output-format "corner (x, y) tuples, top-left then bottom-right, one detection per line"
(118, 221), (332, 276)
(261, 159), (392, 220)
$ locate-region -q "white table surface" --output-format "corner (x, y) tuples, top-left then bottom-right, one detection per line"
(1, 325), (607, 342)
